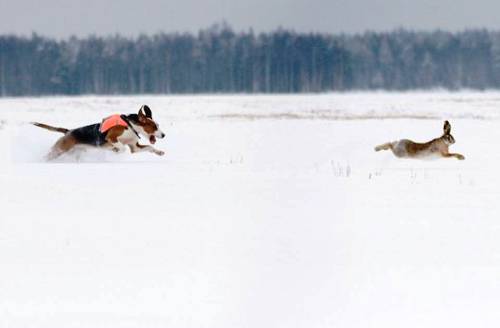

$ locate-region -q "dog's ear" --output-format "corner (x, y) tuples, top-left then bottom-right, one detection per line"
(138, 107), (148, 122)
(443, 120), (451, 135)
(143, 105), (152, 118)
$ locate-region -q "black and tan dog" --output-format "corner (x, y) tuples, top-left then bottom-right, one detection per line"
(33, 105), (165, 160)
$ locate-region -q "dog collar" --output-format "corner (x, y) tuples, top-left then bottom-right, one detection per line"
(120, 114), (141, 139)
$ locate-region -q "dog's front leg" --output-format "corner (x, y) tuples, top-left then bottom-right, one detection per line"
(109, 143), (127, 153)
(128, 142), (165, 156)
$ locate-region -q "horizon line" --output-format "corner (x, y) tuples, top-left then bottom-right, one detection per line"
(1, 24), (500, 40)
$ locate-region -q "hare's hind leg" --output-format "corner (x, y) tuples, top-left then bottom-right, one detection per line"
(375, 142), (393, 152)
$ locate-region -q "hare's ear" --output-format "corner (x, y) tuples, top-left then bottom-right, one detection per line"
(443, 120), (451, 134)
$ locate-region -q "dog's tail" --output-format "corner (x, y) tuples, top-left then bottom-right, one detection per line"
(31, 122), (69, 134)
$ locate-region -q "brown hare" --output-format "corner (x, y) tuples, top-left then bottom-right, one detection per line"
(375, 121), (465, 160)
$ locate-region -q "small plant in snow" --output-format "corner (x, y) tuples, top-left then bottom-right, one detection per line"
(229, 155), (244, 164)
(330, 160), (351, 177)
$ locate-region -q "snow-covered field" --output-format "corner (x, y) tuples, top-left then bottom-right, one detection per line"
(1, 92), (500, 327)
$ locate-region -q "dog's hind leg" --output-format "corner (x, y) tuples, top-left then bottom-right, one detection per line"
(45, 135), (77, 161)
(46, 147), (67, 161)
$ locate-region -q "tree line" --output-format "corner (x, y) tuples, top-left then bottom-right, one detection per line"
(0, 26), (499, 96)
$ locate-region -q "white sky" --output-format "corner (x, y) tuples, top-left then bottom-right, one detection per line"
(0, 0), (499, 38)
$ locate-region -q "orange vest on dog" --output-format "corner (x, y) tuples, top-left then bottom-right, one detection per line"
(100, 114), (128, 133)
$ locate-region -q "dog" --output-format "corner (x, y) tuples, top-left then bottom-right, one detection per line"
(375, 120), (465, 160)
(32, 105), (165, 160)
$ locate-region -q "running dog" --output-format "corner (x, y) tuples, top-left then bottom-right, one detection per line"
(32, 105), (165, 160)
(375, 120), (465, 160)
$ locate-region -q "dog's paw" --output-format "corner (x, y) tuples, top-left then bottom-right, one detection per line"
(457, 154), (465, 160)
(155, 150), (165, 156)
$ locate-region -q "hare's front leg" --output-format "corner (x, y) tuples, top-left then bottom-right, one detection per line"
(442, 152), (465, 160)
(451, 153), (465, 160)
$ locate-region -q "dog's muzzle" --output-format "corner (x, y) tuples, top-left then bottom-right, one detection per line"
(150, 130), (165, 144)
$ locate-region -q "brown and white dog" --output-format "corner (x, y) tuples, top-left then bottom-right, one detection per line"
(375, 120), (465, 160)
(32, 105), (165, 160)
